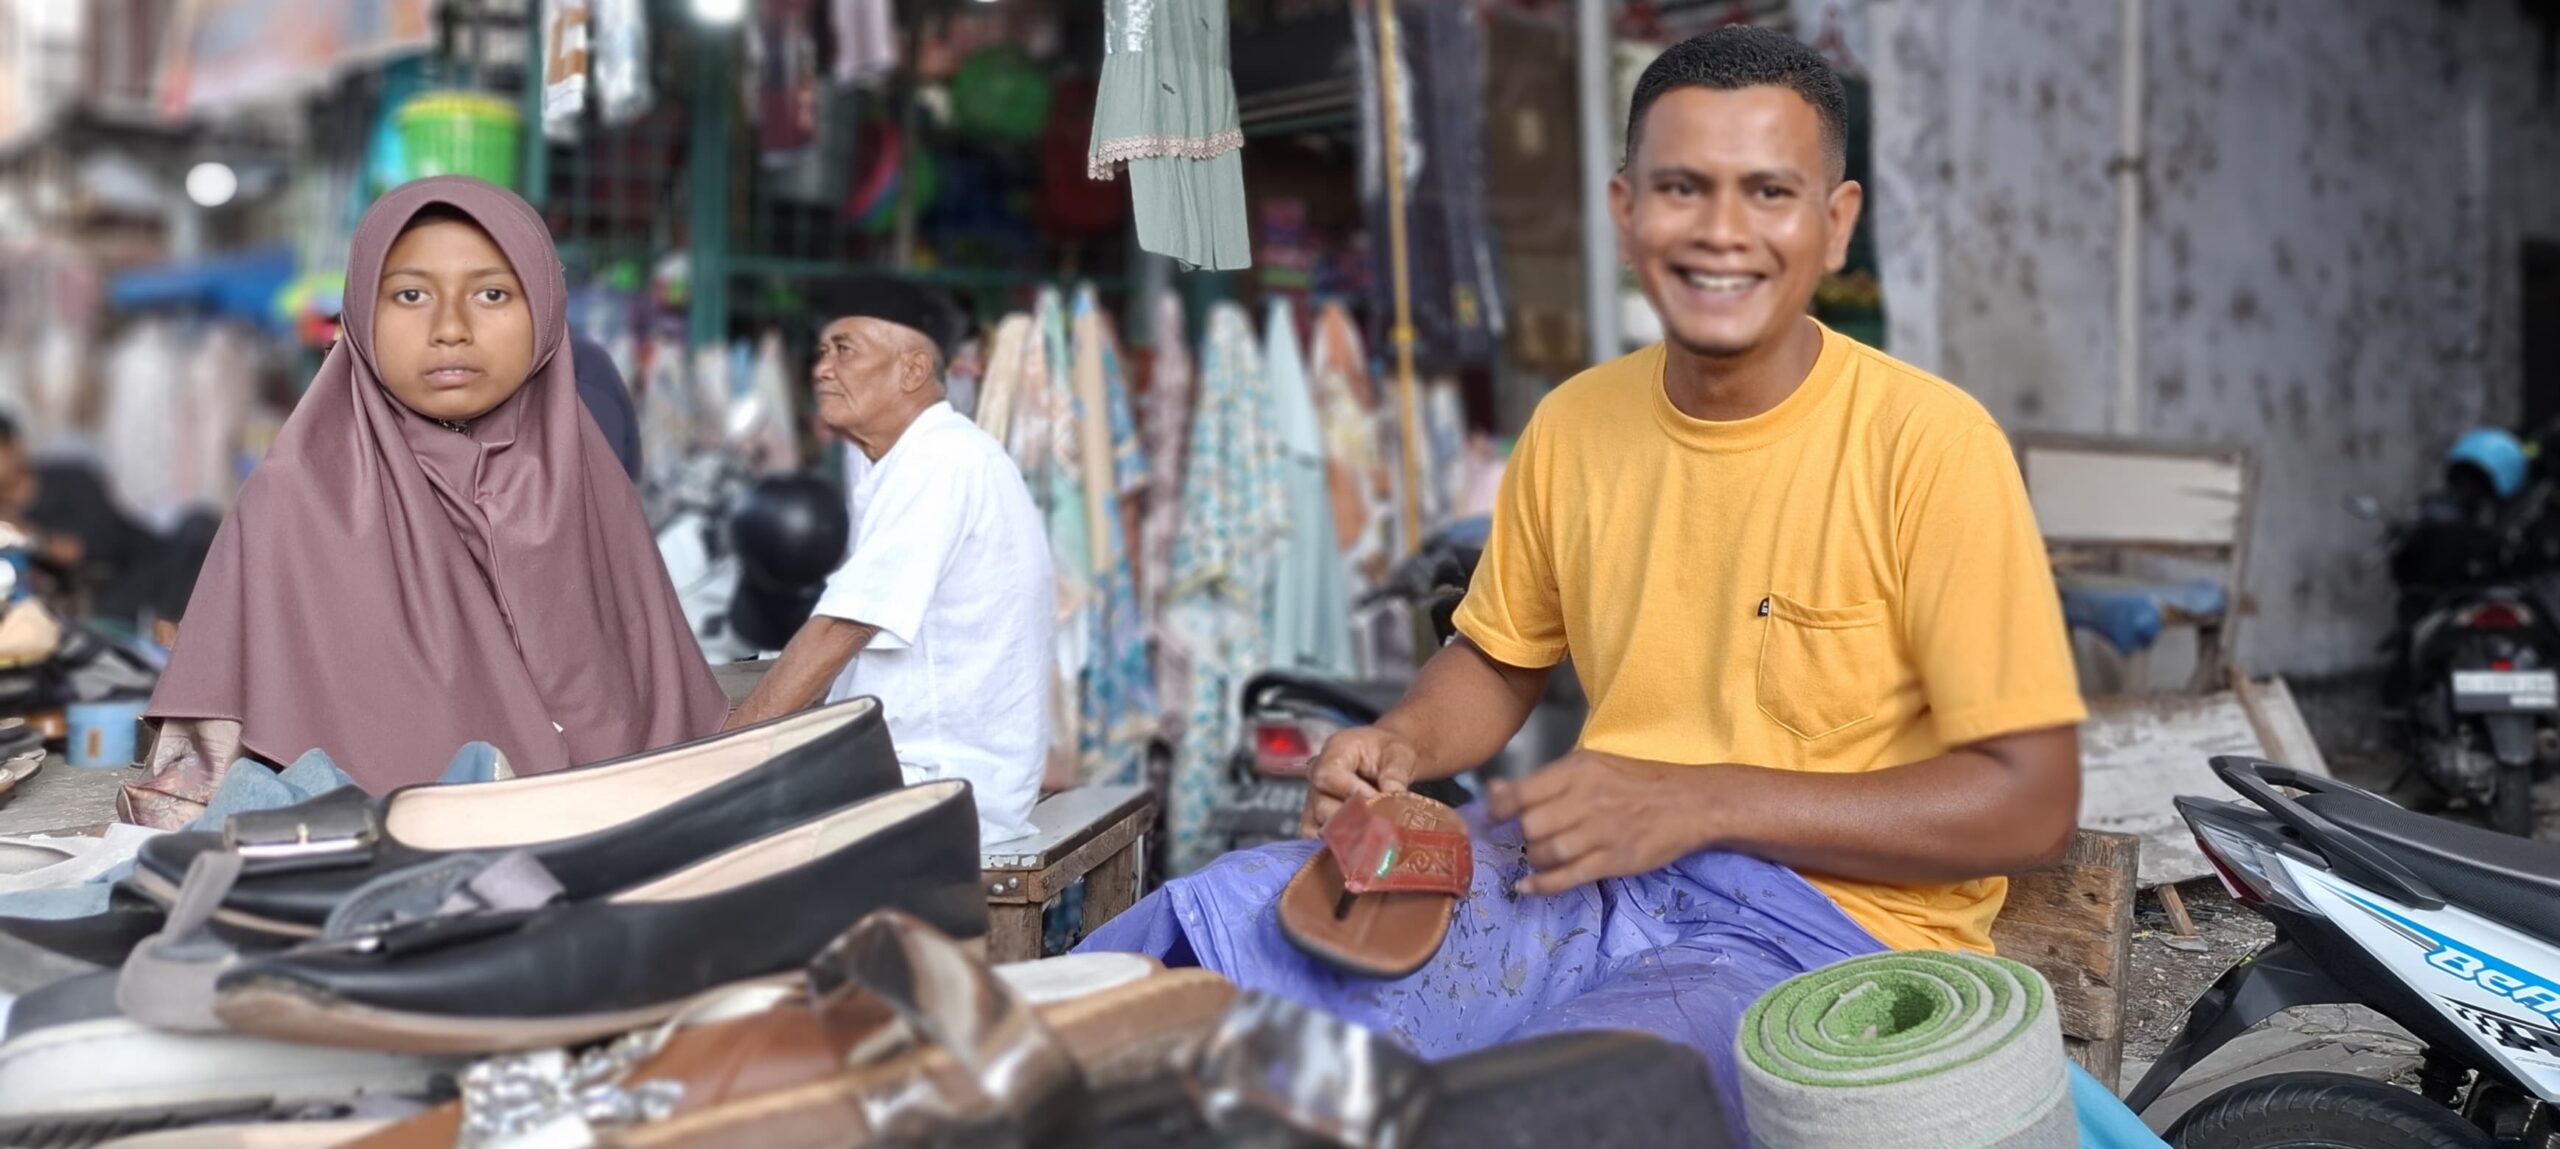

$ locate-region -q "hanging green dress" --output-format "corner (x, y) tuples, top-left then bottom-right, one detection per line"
(1088, 0), (1253, 272)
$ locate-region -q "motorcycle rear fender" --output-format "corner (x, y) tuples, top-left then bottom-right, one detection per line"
(2482, 713), (2539, 766)
(2122, 938), (2356, 1113)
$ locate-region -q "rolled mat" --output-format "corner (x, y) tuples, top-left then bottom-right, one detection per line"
(1738, 951), (2075, 1149)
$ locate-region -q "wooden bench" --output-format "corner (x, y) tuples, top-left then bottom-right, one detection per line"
(981, 784), (1155, 962)
(1992, 829), (2141, 1086)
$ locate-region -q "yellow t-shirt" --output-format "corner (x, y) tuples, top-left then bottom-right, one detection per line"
(1453, 326), (2087, 953)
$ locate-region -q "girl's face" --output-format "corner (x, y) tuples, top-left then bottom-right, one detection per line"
(372, 215), (535, 424)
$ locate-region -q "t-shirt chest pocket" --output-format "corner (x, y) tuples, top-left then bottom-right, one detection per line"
(1754, 592), (1894, 740)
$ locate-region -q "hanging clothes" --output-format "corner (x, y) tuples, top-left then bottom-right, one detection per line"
(1424, 376), (1468, 529)
(592, 0), (655, 126)
(974, 313), (1031, 442)
(1263, 300), (1353, 676)
(831, 0), (898, 87)
(172, 324), (256, 513)
(751, 0), (819, 162)
(1310, 302), (1391, 584)
(734, 330), (801, 474)
(1008, 291), (1092, 792)
(97, 319), (183, 528)
(1088, 0), (1252, 271)
(1070, 287), (1158, 786)
(1355, 0), (1503, 371)
(635, 329), (697, 512)
(1138, 290), (1196, 734)
(1163, 302), (1284, 874)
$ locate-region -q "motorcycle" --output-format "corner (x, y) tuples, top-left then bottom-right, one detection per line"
(2368, 431), (2560, 836)
(656, 454), (761, 664)
(2128, 755), (2560, 1146)
(655, 458), (850, 663)
(1206, 519), (1584, 852)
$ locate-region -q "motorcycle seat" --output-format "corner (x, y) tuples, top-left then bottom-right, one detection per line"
(1239, 672), (1411, 723)
(2299, 791), (2560, 943)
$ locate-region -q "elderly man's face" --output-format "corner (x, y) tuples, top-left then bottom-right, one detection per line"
(811, 317), (927, 442)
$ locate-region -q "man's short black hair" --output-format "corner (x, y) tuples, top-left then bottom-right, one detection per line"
(1623, 26), (1848, 181)
(0, 412), (17, 446)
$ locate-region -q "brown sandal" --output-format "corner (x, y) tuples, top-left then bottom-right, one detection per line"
(1278, 793), (1469, 979)
(344, 915), (1232, 1149)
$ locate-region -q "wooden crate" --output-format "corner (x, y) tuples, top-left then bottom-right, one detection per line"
(981, 785), (1155, 963)
(1992, 829), (2141, 1086)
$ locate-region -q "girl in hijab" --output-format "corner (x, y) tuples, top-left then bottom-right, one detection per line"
(125, 176), (727, 827)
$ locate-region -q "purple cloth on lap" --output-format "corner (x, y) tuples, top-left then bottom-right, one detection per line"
(1077, 804), (1883, 1137)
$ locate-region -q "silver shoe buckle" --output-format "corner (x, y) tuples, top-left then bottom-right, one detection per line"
(224, 805), (379, 871)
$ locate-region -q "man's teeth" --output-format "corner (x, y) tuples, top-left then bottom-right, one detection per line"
(1682, 272), (1758, 292)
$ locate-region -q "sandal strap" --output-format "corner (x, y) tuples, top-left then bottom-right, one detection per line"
(1323, 797), (1470, 897)
(807, 909), (1088, 1147)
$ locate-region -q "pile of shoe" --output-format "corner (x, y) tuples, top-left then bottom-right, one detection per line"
(0, 695), (1733, 1148)
(0, 698), (1123, 1148)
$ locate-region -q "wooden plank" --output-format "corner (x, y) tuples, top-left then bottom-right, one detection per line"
(2021, 443), (2247, 548)
(1022, 803), (1152, 903)
(1081, 843), (1141, 934)
(982, 785), (1152, 870)
(2064, 1036), (2110, 1083)
(2080, 692), (2280, 887)
(1985, 918), (2122, 1001)
(2044, 976), (2122, 1049)
(1995, 831), (2140, 935)
(1998, 859), (2130, 933)
(1994, 829), (2136, 1088)
(2242, 676), (2330, 777)
(2158, 882), (2199, 937)
(985, 903), (1046, 965)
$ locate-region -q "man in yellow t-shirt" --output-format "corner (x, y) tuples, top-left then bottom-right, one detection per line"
(1305, 29), (2086, 956)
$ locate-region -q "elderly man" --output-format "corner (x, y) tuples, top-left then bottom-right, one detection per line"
(726, 279), (1054, 845)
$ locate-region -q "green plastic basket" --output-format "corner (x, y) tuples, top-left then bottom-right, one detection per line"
(397, 91), (523, 189)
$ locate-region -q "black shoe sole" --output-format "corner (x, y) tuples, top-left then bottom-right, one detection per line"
(1086, 1029), (1734, 1149)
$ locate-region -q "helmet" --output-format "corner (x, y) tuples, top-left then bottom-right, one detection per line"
(726, 475), (851, 589)
(2446, 428), (2528, 501)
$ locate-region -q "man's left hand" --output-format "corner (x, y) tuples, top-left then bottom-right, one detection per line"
(1486, 751), (1722, 897)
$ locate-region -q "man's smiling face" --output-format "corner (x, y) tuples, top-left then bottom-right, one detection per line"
(1611, 84), (1860, 362)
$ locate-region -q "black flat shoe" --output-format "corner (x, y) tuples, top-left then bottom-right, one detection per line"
(208, 778), (986, 1054)
(128, 697), (902, 940)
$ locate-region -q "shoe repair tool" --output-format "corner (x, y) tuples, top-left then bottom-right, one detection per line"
(1279, 793), (1467, 979)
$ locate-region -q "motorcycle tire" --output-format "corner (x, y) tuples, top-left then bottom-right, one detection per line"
(2167, 1071), (2488, 1149)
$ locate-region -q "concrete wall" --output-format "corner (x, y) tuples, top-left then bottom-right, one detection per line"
(1859, 0), (2560, 674)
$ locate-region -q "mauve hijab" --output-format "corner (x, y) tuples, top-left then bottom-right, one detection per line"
(146, 176), (727, 790)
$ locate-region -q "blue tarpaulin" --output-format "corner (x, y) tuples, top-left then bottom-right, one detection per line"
(107, 244), (297, 329)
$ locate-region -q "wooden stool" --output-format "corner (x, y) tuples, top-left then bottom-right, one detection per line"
(980, 785), (1155, 962)
(1992, 829), (2141, 1086)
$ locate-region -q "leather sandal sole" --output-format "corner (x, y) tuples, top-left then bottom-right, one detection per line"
(605, 968), (1238, 1149)
(123, 870), (319, 941)
(1277, 794), (1466, 980)
(207, 949), (972, 1057)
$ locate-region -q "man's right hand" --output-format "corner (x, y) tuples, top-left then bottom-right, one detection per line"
(1298, 725), (1426, 838)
